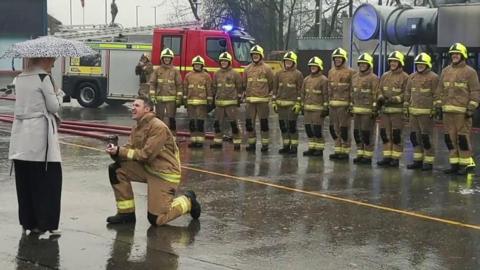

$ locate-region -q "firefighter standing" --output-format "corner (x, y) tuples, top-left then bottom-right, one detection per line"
(328, 48), (355, 160)
(404, 53), (439, 171)
(351, 53), (379, 165)
(273, 51), (304, 154)
(377, 51), (409, 167)
(435, 43), (480, 175)
(301, 56), (329, 157)
(135, 53), (153, 97)
(184, 56), (213, 148)
(149, 48), (182, 132)
(243, 45), (274, 152)
(105, 97), (201, 225)
(211, 52), (243, 150)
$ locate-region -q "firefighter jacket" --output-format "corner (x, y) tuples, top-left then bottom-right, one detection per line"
(404, 70), (439, 115)
(118, 112), (181, 184)
(273, 67), (303, 106)
(435, 62), (480, 113)
(149, 63), (182, 102)
(378, 69), (409, 114)
(328, 63), (355, 107)
(212, 67), (242, 106)
(243, 61), (274, 103)
(351, 69), (379, 114)
(135, 61), (153, 84)
(301, 73), (329, 111)
(184, 70), (213, 105)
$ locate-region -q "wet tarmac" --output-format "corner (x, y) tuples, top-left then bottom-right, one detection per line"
(0, 100), (479, 269)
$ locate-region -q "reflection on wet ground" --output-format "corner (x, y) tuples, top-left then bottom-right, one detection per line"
(0, 100), (479, 269)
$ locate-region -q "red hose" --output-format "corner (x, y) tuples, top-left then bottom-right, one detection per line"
(60, 123), (131, 135)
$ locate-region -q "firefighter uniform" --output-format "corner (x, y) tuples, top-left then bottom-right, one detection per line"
(211, 52), (243, 150)
(302, 56), (329, 157)
(404, 53), (439, 171)
(436, 43), (480, 175)
(135, 53), (153, 97)
(244, 45), (274, 152)
(273, 51), (304, 154)
(328, 48), (355, 160)
(149, 48), (182, 131)
(184, 56), (213, 147)
(377, 51), (409, 167)
(107, 112), (200, 226)
(351, 53), (379, 165)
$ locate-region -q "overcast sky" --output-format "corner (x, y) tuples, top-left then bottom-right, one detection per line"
(48, 0), (195, 27)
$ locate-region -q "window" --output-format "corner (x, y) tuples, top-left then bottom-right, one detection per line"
(70, 53), (101, 67)
(206, 38), (227, 60)
(162, 36), (182, 55)
(232, 38), (253, 65)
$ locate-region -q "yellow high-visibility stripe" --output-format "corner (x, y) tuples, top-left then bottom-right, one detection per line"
(334, 147), (342, 153)
(357, 150), (365, 156)
(276, 100), (296, 106)
(261, 138), (269, 144)
(215, 100), (238, 106)
(233, 139), (242, 144)
(443, 105), (467, 113)
(144, 165), (181, 184)
(127, 149), (135, 160)
(424, 156), (434, 164)
(391, 151), (402, 158)
(413, 152), (424, 160)
(213, 138), (223, 144)
(383, 150), (392, 157)
(409, 108), (432, 115)
(282, 139), (290, 145)
(331, 82), (350, 86)
(306, 89), (323, 94)
(156, 96), (176, 102)
(117, 199), (135, 210)
(364, 151), (373, 157)
(187, 99), (208, 105)
(246, 97), (270, 103)
(342, 147), (351, 154)
(314, 143), (325, 150)
(291, 140), (299, 145)
(197, 137), (205, 143)
(352, 107), (372, 114)
(383, 107), (403, 113)
(308, 142), (316, 148)
(459, 157), (475, 166)
(171, 195), (191, 215)
(329, 100), (349, 107)
(304, 104), (324, 111)
(469, 100), (479, 108)
(247, 138), (256, 144)
(449, 157), (459, 164)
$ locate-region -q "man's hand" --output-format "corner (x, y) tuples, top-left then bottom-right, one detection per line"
(106, 144), (119, 156)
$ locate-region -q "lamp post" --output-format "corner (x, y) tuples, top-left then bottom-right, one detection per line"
(70, 0), (73, 25)
(136, 5), (141, 27)
(105, 0), (108, 25)
(153, 6), (158, 25)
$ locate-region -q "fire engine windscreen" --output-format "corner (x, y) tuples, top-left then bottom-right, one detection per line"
(232, 38), (253, 65)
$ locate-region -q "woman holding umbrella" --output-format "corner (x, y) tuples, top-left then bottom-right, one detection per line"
(3, 36), (96, 235)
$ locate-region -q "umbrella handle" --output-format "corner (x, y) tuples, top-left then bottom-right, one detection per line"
(11, 58), (15, 71)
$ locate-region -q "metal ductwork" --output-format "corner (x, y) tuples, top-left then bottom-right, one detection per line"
(353, 4), (437, 46)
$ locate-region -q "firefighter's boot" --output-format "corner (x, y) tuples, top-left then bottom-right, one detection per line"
(261, 144), (269, 152)
(246, 144), (256, 152)
(106, 213), (136, 224)
(377, 158), (392, 167)
(457, 165), (476, 176)
(303, 149), (315, 156)
(278, 145), (290, 154)
(407, 161), (423, 170)
(184, 191), (201, 219)
(289, 145), (298, 155)
(353, 156), (365, 164)
(389, 159), (400, 168)
(421, 163), (433, 171)
(444, 164), (460, 174)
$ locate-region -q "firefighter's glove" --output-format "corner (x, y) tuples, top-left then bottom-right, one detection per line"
(321, 107), (329, 118)
(150, 95), (157, 105)
(272, 102), (278, 113)
(292, 102), (302, 115)
(466, 108), (475, 119)
(434, 106), (443, 120)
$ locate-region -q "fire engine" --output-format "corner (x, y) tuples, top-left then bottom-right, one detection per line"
(54, 25), (266, 108)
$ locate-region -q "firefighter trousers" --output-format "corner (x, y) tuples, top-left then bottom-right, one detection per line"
(278, 106), (299, 148)
(304, 110), (325, 150)
(379, 113), (404, 160)
(409, 115), (435, 164)
(110, 161), (191, 226)
(213, 105), (241, 146)
(330, 106), (351, 154)
(188, 105), (208, 144)
(443, 113), (475, 167)
(155, 101), (177, 131)
(245, 102), (270, 146)
(353, 114), (375, 159)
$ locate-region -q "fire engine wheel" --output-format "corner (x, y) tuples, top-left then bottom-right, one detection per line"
(77, 82), (105, 108)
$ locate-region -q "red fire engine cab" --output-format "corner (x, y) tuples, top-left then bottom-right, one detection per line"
(151, 26), (255, 76)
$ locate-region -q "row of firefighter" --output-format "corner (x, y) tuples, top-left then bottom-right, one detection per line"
(135, 42), (480, 176)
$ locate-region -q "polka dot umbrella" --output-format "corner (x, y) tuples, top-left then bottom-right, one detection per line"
(0, 36), (97, 58)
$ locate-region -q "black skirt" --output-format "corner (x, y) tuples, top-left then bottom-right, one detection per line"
(13, 160), (62, 231)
